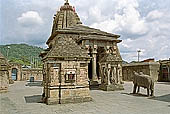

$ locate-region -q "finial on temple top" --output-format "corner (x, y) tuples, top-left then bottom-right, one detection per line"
(65, 0), (69, 3)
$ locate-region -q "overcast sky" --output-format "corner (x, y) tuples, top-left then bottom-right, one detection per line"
(0, 0), (170, 62)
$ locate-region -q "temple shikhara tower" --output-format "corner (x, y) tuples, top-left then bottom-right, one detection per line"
(40, 1), (123, 104)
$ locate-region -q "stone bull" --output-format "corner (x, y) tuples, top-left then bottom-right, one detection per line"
(133, 71), (154, 97)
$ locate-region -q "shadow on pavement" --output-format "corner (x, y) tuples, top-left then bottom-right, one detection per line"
(24, 95), (42, 103)
(89, 85), (100, 90)
(121, 92), (148, 97)
(25, 81), (42, 87)
(157, 82), (170, 85)
(149, 94), (170, 103)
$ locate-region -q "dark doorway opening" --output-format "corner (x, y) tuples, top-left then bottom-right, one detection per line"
(88, 59), (92, 80)
(97, 47), (105, 78)
(12, 68), (17, 81)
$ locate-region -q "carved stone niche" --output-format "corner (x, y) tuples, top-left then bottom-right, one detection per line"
(65, 69), (76, 83)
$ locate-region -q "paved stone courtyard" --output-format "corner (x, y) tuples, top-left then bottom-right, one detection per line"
(0, 81), (170, 114)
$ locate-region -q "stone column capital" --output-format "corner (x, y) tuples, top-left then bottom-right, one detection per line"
(106, 46), (110, 54)
(92, 45), (98, 54)
(85, 45), (90, 54)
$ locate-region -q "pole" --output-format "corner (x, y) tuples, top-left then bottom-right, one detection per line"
(7, 46), (10, 59)
(137, 50), (141, 62)
(58, 64), (61, 104)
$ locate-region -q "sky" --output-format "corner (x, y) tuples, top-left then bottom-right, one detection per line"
(0, 0), (170, 62)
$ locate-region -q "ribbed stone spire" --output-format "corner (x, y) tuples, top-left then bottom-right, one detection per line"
(51, 1), (82, 34)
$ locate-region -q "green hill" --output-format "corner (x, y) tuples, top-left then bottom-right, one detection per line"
(0, 44), (43, 67)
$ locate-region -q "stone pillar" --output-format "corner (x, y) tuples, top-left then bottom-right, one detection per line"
(107, 64), (111, 85)
(92, 45), (98, 81)
(90, 45), (98, 85)
(92, 53), (97, 81)
(117, 67), (120, 84)
(113, 67), (117, 83)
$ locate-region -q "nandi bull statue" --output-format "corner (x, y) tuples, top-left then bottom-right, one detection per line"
(132, 71), (154, 97)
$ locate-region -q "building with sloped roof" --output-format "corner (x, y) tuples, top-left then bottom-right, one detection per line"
(40, 1), (123, 104)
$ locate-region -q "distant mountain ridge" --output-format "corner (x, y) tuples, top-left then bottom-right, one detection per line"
(0, 44), (43, 66)
(0, 43), (128, 66)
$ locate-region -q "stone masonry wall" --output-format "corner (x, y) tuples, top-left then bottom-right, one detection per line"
(22, 68), (43, 81)
(0, 70), (9, 91)
(45, 60), (91, 104)
(122, 62), (160, 82)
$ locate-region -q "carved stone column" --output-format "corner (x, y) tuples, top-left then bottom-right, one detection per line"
(92, 45), (98, 81)
(107, 64), (111, 85)
(89, 45), (99, 86)
(118, 64), (123, 84)
(113, 67), (117, 83)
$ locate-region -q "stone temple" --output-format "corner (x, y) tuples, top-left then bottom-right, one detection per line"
(40, 1), (123, 104)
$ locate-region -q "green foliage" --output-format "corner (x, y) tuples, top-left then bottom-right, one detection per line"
(0, 44), (43, 67)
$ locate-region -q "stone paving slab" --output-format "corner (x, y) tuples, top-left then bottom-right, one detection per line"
(0, 81), (170, 114)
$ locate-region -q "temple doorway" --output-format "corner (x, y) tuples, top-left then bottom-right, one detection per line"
(12, 68), (18, 81)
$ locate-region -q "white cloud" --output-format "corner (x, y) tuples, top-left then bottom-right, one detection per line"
(91, 19), (117, 33)
(146, 10), (164, 21)
(90, 0), (148, 36)
(113, 5), (148, 35)
(17, 11), (44, 27)
(1, 0), (170, 61)
(119, 9), (170, 62)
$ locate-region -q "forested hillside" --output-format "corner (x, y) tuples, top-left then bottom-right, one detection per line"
(0, 44), (43, 67)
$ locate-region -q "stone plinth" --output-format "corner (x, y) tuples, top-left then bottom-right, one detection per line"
(99, 84), (124, 91)
(47, 87), (92, 104)
(89, 80), (99, 86)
